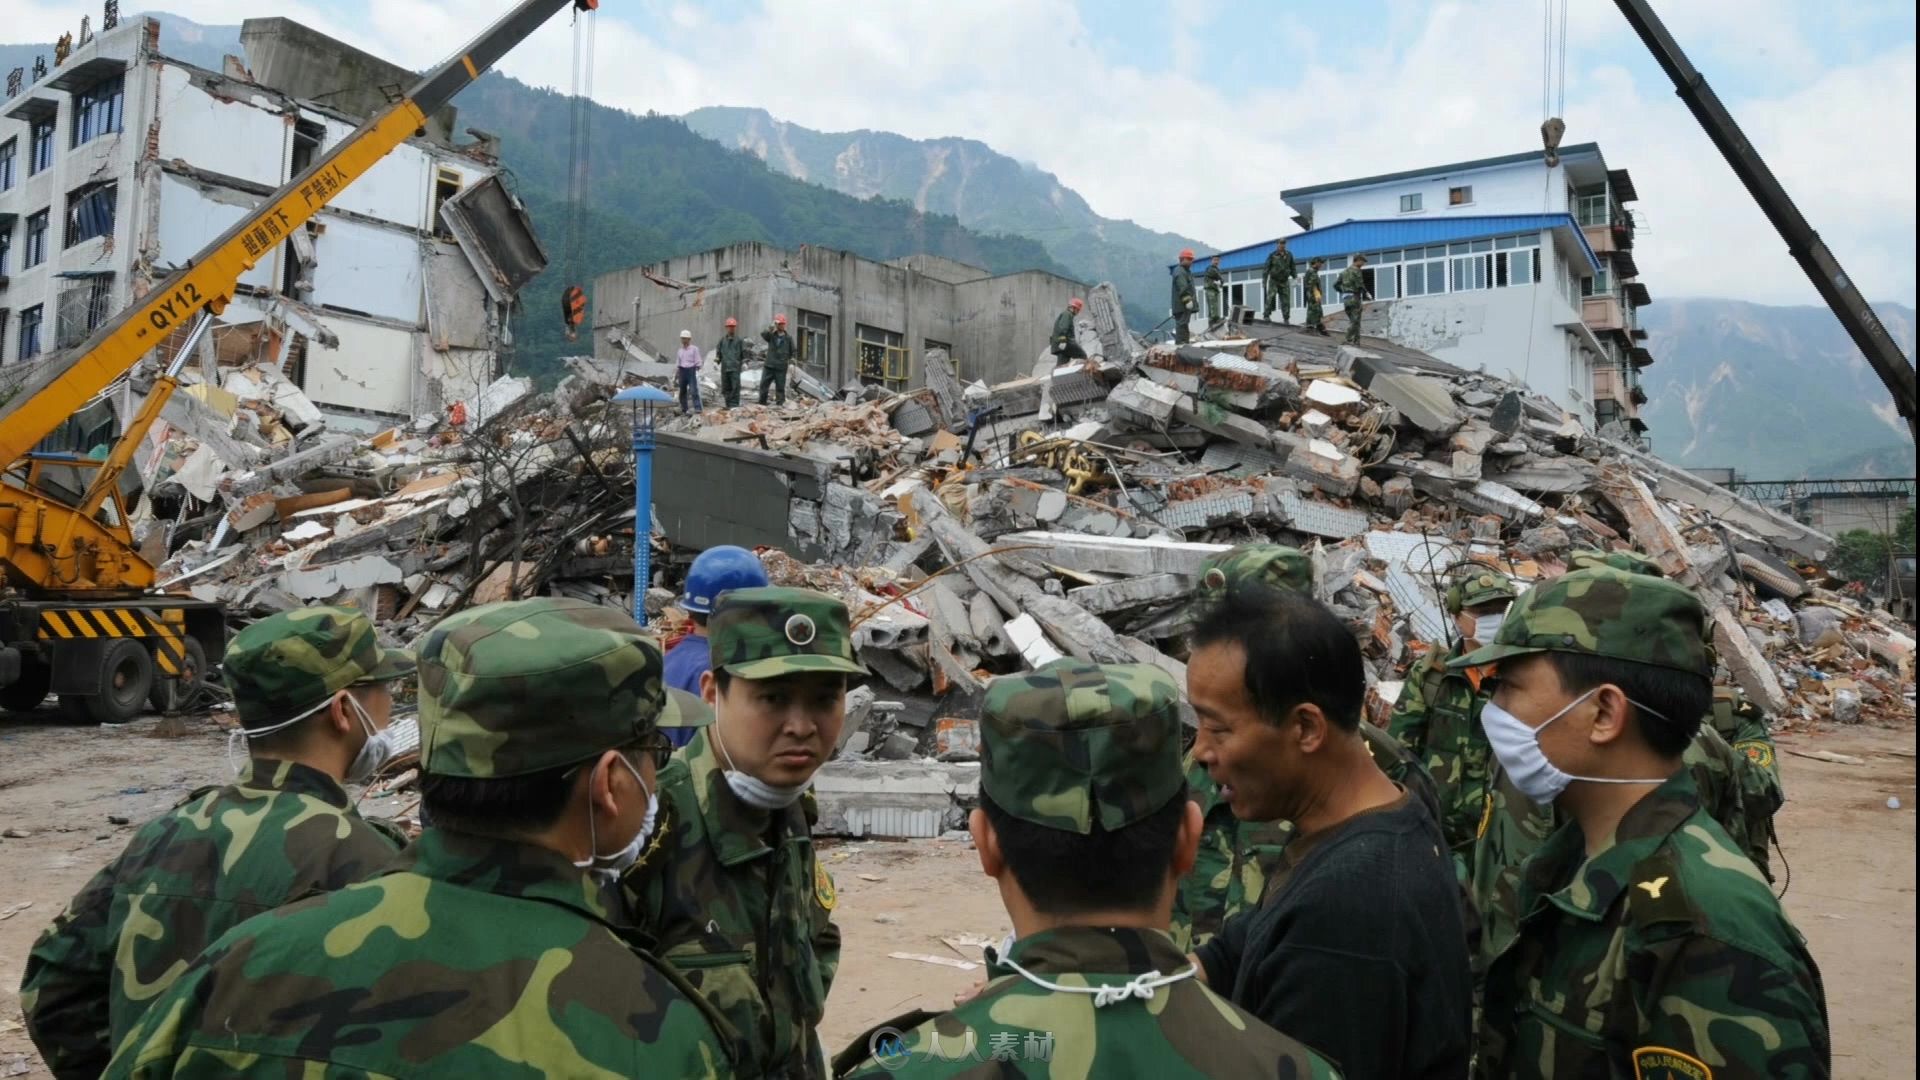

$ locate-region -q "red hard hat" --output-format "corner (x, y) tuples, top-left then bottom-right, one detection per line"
(725, 317), (738, 328)
(774, 313), (788, 324)
(1179, 248), (1195, 261)
(1069, 297), (1084, 310)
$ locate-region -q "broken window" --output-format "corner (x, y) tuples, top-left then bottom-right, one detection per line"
(291, 118), (324, 175)
(856, 323), (907, 389)
(796, 309), (830, 374)
(1448, 185), (1473, 206)
(18, 304), (43, 360)
(64, 181), (117, 248)
(0, 138), (15, 191)
(432, 167), (462, 239)
(29, 118), (54, 175)
(25, 209), (49, 267)
(1399, 192), (1422, 213)
(55, 274), (113, 348)
(71, 73), (124, 147)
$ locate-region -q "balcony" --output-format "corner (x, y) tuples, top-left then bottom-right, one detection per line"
(1582, 224), (1616, 255)
(1592, 364), (1643, 418)
(1582, 293), (1626, 333)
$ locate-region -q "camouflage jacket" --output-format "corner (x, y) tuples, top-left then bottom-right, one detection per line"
(1203, 265), (1223, 293)
(1335, 265), (1366, 301)
(1170, 724), (1443, 952)
(1171, 266), (1196, 313)
(1051, 309), (1076, 350)
(762, 328), (796, 367)
(102, 828), (735, 1078)
(624, 728), (842, 1078)
(1473, 726), (1759, 975)
(1264, 248), (1296, 285)
(834, 927), (1342, 1078)
(1710, 687), (1784, 877)
(1388, 643), (1494, 857)
(718, 334), (748, 372)
(21, 758), (402, 1079)
(1477, 770), (1830, 1079)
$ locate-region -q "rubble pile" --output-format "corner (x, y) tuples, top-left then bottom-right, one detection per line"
(119, 284), (1913, 836)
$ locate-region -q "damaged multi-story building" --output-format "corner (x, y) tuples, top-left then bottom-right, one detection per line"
(593, 243), (1086, 392)
(0, 12), (545, 423)
(1189, 144), (1653, 445)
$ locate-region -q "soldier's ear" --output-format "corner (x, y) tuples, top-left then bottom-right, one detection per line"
(1586, 685), (1632, 748)
(970, 808), (1002, 879)
(700, 669), (718, 707)
(1170, 798), (1204, 880)
(1290, 702), (1330, 754)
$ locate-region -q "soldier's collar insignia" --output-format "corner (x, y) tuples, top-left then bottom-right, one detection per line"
(1202, 568), (1226, 589)
(785, 614), (817, 646)
(1635, 875), (1670, 900)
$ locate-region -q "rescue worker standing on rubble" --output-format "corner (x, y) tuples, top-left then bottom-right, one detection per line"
(834, 660), (1343, 1079)
(1388, 567), (1517, 876)
(762, 313), (795, 406)
(1304, 257), (1328, 335)
(21, 607), (412, 1079)
(1337, 255), (1370, 343)
(1204, 255), (1225, 324)
(1457, 568), (1830, 1078)
(718, 318), (747, 409)
(1168, 544), (1444, 954)
(625, 587), (858, 1078)
(1051, 297), (1087, 362)
(677, 328), (705, 415)
(1263, 237), (1296, 324)
(102, 598), (737, 1078)
(663, 545), (771, 747)
(1171, 249), (1198, 344)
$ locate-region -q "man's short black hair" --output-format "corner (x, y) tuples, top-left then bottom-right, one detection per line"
(1546, 653), (1708, 758)
(981, 786), (1188, 916)
(711, 668), (849, 696)
(245, 684), (380, 755)
(420, 760), (580, 836)
(690, 611), (709, 629)
(1188, 585), (1364, 732)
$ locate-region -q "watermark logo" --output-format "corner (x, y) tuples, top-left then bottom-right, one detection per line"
(868, 1026), (912, 1072)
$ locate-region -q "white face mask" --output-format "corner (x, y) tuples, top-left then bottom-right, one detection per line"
(574, 754), (658, 878)
(345, 693), (414, 784)
(1471, 613), (1505, 644)
(713, 702), (811, 810)
(1481, 686), (1674, 805)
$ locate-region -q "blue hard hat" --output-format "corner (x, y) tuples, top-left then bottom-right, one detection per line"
(681, 545), (769, 614)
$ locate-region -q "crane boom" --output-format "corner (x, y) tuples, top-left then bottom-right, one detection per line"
(0, 0), (587, 466)
(1613, 0), (1916, 437)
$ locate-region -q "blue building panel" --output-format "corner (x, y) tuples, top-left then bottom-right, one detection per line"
(1176, 214), (1600, 276)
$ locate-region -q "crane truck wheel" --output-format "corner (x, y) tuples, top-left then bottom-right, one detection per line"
(58, 639), (154, 725)
(148, 638), (208, 715)
(0, 662), (52, 714)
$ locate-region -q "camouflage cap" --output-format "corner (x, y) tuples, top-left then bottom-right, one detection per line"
(1195, 543), (1313, 607)
(979, 659), (1185, 835)
(1445, 567), (1518, 614)
(1568, 548), (1668, 578)
(1450, 566), (1711, 677)
(662, 686), (714, 729)
(416, 598), (669, 778)
(708, 586), (866, 680)
(224, 605), (414, 731)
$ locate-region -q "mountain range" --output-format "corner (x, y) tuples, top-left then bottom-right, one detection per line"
(5, 15), (1912, 484)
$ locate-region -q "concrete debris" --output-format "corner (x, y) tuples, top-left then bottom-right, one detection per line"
(117, 277), (1902, 819)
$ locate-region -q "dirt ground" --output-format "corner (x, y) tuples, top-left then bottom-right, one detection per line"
(1, 714), (1912, 1076)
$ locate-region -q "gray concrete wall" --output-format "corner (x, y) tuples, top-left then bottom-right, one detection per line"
(952, 272), (1085, 385)
(653, 432), (828, 559)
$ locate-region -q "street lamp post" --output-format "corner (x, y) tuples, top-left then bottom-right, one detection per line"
(612, 384), (674, 624)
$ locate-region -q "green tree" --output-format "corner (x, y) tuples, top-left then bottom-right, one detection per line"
(1829, 528), (1895, 583)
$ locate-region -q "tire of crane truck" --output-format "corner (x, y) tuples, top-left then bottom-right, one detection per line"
(0, 661), (52, 714)
(58, 639), (154, 725)
(148, 637), (208, 714)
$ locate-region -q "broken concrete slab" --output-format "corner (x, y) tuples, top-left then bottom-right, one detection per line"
(1709, 604), (1788, 714)
(1068, 573), (1190, 614)
(280, 555), (404, 602)
(1367, 371), (1465, 438)
(810, 759), (979, 839)
(998, 531), (1232, 578)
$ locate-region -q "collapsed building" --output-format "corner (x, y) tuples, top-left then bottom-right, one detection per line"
(0, 14), (546, 425)
(141, 276), (1916, 837)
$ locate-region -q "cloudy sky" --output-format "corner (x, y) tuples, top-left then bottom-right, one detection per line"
(16, 0), (1918, 307)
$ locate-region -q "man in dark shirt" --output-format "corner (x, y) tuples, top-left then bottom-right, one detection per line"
(1187, 585), (1472, 1079)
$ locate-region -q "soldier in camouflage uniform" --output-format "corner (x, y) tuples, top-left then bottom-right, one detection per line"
(624, 586), (860, 1078)
(762, 314), (795, 406)
(1263, 238), (1295, 323)
(22, 607), (413, 1079)
(1203, 255), (1224, 323)
(719, 317), (747, 408)
(1388, 569), (1516, 872)
(1304, 258), (1327, 335)
(1170, 250), (1198, 345)
(1169, 544), (1444, 952)
(1454, 568), (1829, 1077)
(1336, 255), (1370, 344)
(835, 659), (1342, 1078)
(104, 598), (736, 1078)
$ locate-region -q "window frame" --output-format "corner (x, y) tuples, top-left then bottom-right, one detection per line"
(1398, 192), (1423, 213)
(0, 138), (16, 191)
(0, 228), (10, 275)
(71, 73), (126, 148)
(1447, 184), (1473, 207)
(63, 181), (118, 249)
(19, 304), (44, 361)
(795, 309), (831, 375)
(25, 210), (50, 268)
(29, 119), (55, 175)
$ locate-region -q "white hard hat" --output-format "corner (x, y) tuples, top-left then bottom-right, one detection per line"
(679, 329), (693, 339)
